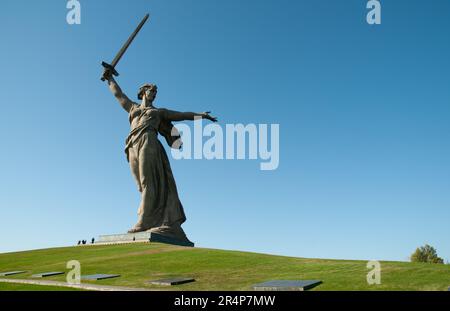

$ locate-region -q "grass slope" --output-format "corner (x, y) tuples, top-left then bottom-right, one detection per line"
(0, 243), (448, 291)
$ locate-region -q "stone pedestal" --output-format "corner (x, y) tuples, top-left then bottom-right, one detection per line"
(96, 232), (194, 247)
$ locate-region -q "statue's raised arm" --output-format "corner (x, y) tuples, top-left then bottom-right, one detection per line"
(103, 70), (134, 113)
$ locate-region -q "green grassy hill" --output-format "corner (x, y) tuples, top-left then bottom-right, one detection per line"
(0, 243), (448, 291)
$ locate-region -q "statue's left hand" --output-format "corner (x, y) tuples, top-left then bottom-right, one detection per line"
(202, 111), (218, 122)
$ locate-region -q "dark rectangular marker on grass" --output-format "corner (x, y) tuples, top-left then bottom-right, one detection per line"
(253, 280), (322, 291)
(31, 272), (65, 278)
(149, 277), (195, 286)
(81, 274), (121, 280)
(0, 271), (26, 277)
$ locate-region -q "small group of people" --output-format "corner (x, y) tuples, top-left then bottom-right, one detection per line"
(77, 238), (95, 245)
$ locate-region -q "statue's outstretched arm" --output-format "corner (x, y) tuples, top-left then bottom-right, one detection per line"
(162, 109), (218, 122)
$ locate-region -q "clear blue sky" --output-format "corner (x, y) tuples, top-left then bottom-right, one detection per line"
(0, 0), (449, 262)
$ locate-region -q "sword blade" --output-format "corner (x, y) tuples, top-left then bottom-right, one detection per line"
(111, 13), (150, 68)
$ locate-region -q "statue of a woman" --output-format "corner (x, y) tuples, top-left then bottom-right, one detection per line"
(102, 70), (217, 243)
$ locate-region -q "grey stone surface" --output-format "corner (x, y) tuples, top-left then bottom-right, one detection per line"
(31, 272), (65, 278)
(97, 232), (194, 247)
(149, 277), (195, 286)
(0, 271), (26, 277)
(253, 280), (322, 291)
(81, 274), (121, 280)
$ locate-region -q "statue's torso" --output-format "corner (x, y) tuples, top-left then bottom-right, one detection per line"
(124, 105), (162, 156)
(129, 104), (160, 131)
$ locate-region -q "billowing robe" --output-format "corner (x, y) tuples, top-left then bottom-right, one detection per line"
(124, 105), (189, 241)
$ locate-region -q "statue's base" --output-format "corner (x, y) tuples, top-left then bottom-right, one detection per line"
(96, 232), (194, 247)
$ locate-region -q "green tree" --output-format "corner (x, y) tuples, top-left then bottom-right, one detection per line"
(410, 244), (444, 264)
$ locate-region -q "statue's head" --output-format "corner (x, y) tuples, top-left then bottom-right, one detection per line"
(138, 83), (158, 102)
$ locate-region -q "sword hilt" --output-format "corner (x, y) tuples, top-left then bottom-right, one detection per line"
(101, 62), (119, 81)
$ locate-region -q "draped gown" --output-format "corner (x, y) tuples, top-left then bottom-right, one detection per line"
(124, 104), (189, 242)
